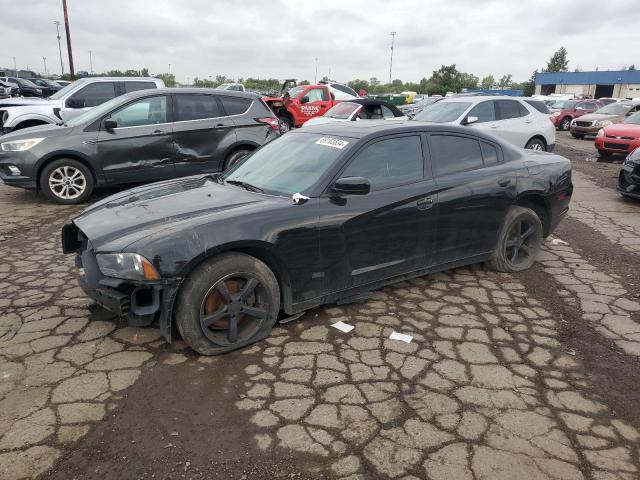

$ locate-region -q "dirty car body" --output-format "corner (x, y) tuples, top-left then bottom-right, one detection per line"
(62, 122), (573, 353)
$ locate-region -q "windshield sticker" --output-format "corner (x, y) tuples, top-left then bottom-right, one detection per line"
(315, 137), (349, 149)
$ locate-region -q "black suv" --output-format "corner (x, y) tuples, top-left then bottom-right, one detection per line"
(0, 88), (280, 203)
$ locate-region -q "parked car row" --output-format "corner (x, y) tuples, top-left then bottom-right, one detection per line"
(0, 76), (67, 98)
(569, 101), (640, 138)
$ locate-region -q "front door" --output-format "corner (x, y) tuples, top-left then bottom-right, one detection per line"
(96, 95), (175, 184)
(293, 87), (333, 125)
(171, 93), (237, 176)
(60, 81), (119, 122)
(318, 134), (437, 293)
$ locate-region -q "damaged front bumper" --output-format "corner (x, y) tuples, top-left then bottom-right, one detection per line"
(62, 223), (181, 342)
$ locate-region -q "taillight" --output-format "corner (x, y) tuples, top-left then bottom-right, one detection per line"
(256, 117), (279, 131)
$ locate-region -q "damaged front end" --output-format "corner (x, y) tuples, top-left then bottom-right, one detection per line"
(61, 222), (180, 341)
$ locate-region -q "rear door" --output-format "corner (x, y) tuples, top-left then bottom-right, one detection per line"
(318, 134), (437, 292)
(171, 93), (237, 176)
(492, 99), (531, 148)
(428, 132), (515, 265)
(96, 94), (175, 184)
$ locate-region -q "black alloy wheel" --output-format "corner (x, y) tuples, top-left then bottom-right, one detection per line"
(489, 206), (543, 273)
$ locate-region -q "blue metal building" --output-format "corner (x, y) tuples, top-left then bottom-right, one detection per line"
(535, 70), (640, 99)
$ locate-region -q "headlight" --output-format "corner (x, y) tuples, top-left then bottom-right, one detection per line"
(595, 120), (612, 127)
(0, 138), (45, 151)
(96, 253), (160, 281)
(552, 111), (561, 117)
(596, 129), (605, 138)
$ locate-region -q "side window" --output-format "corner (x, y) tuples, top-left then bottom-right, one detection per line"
(341, 136), (423, 190)
(124, 81), (157, 93)
(430, 134), (483, 176)
(480, 142), (500, 166)
(71, 82), (116, 107)
(381, 105), (395, 119)
(304, 88), (328, 102)
(584, 102), (597, 110)
(220, 96), (252, 115)
(109, 96), (167, 128)
(495, 100), (525, 120)
(175, 94), (223, 121)
(468, 101), (495, 123)
(575, 102), (587, 110)
(517, 102), (530, 116)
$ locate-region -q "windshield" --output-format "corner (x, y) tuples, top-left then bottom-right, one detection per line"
(413, 101), (472, 123)
(215, 83), (232, 90)
(551, 100), (576, 109)
(222, 132), (353, 195)
(16, 78), (38, 88)
(596, 103), (631, 115)
(624, 112), (640, 125)
(287, 86), (305, 98)
(325, 102), (360, 119)
(64, 95), (128, 127)
(49, 82), (78, 100)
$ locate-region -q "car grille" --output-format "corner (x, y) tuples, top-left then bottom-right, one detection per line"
(604, 142), (629, 150)
(606, 135), (635, 140)
(575, 121), (593, 127)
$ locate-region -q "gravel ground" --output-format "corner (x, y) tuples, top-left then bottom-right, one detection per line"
(1, 132), (639, 480)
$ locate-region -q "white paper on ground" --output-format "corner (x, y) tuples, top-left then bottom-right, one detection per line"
(331, 321), (355, 333)
(389, 331), (413, 343)
(550, 238), (569, 246)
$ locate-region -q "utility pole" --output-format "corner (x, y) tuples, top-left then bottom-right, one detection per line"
(168, 64), (171, 74)
(12, 57), (17, 76)
(43, 57), (48, 75)
(54, 21), (64, 76)
(62, 0), (75, 79)
(314, 57), (318, 84)
(88, 50), (93, 74)
(389, 32), (396, 84)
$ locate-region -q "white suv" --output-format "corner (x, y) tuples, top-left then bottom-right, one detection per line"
(0, 77), (164, 134)
(413, 96), (556, 151)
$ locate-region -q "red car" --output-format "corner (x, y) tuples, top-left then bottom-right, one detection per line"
(595, 111), (640, 157)
(548, 99), (603, 131)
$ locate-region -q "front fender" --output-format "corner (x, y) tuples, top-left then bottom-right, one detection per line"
(6, 112), (56, 128)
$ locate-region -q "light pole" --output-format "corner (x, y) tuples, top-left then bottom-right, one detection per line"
(54, 21), (64, 76)
(88, 50), (93, 74)
(43, 57), (48, 75)
(62, 0), (75, 79)
(168, 63), (171, 74)
(314, 57), (318, 84)
(389, 32), (396, 84)
(12, 57), (17, 75)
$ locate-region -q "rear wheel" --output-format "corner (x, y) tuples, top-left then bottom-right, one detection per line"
(175, 253), (280, 355)
(559, 117), (571, 131)
(40, 158), (94, 204)
(525, 138), (546, 151)
(598, 150), (613, 160)
(488, 206), (543, 273)
(278, 115), (292, 134)
(224, 149), (251, 170)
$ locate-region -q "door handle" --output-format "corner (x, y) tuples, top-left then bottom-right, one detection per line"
(417, 196), (434, 210)
(151, 129), (164, 135)
(490, 124), (499, 128)
(215, 123), (227, 128)
(524, 119), (533, 124)
(498, 178), (512, 187)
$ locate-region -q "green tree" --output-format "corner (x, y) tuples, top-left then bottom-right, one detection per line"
(348, 79), (370, 93)
(298, 80), (310, 85)
(629, 65), (637, 71)
(544, 47), (569, 72)
(423, 64), (475, 95)
(156, 73), (176, 87)
(498, 74), (512, 89)
(480, 75), (495, 89)
(369, 77), (380, 88)
(522, 70), (537, 97)
(460, 72), (479, 89)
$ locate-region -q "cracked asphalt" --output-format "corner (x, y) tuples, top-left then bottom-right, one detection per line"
(1, 131), (639, 480)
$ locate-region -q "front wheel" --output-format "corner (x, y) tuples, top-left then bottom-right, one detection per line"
(598, 150), (613, 160)
(40, 158), (94, 204)
(525, 138), (546, 151)
(488, 206), (543, 273)
(571, 133), (584, 139)
(175, 252), (280, 355)
(559, 117), (571, 131)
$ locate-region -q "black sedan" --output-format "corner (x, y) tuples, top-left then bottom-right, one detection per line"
(618, 147), (640, 199)
(27, 78), (63, 97)
(62, 122), (573, 355)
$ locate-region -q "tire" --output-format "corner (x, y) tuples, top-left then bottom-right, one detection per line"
(598, 150), (613, 160)
(278, 115), (292, 134)
(40, 158), (94, 204)
(559, 117), (571, 131)
(571, 133), (584, 139)
(525, 138), (546, 151)
(174, 252), (280, 355)
(224, 149), (251, 170)
(488, 206), (543, 273)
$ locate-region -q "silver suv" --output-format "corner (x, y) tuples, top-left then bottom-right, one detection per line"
(0, 77), (164, 134)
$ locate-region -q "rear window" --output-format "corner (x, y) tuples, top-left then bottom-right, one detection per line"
(175, 94), (223, 121)
(430, 134), (483, 176)
(220, 96), (252, 115)
(525, 100), (550, 114)
(124, 81), (157, 93)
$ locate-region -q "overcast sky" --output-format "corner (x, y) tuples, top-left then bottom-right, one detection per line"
(2, 0), (639, 83)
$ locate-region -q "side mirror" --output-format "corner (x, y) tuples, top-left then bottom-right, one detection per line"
(462, 115), (478, 125)
(103, 118), (118, 130)
(626, 111), (634, 116)
(66, 97), (85, 109)
(300, 96), (310, 104)
(332, 177), (371, 195)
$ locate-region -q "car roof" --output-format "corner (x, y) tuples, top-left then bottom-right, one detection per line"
(438, 95), (526, 103)
(121, 87), (261, 100)
(340, 99), (404, 115)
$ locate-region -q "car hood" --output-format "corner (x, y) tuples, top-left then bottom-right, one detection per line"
(603, 123), (640, 136)
(0, 97), (58, 108)
(73, 175), (283, 252)
(577, 113), (621, 123)
(302, 117), (345, 127)
(0, 123), (72, 141)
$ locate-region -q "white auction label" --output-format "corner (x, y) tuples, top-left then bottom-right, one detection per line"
(316, 137), (349, 149)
